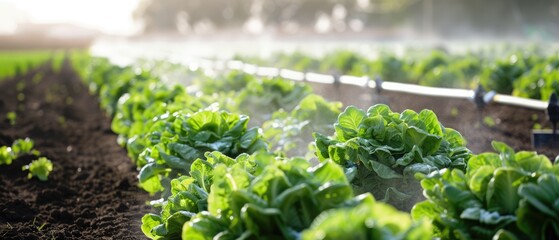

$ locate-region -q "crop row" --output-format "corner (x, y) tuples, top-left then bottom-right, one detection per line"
(234, 47), (559, 101)
(76, 55), (558, 239)
(0, 51), (67, 79)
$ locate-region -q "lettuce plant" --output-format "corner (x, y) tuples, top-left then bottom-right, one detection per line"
(138, 110), (267, 194)
(11, 138), (35, 155)
(513, 64), (559, 101)
(0, 138), (39, 165)
(182, 157), (357, 239)
(517, 174), (559, 239)
(141, 151), (263, 239)
(273, 51), (320, 72)
(263, 94), (341, 156)
(197, 70), (257, 95)
(111, 83), (204, 160)
(314, 104), (471, 211)
(371, 54), (412, 83)
(412, 141), (558, 239)
(22, 157), (53, 181)
(480, 57), (526, 95)
(301, 194), (432, 240)
(237, 77), (312, 125)
(319, 50), (370, 76)
(0, 146), (14, 165)
(412, 51), (449, 81)
(6, 111), (16, 125)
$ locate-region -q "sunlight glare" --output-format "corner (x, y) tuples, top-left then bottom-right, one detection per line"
(4, 0), (141, 35)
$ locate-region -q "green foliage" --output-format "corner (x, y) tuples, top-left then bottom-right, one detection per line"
(484, 116), (497, 127)
(513, 64), (559, 100)
(237, 77), (312, 124)
(371, 54), (411, 83)
(198, 70), (256, 95)
(481, 56), (526, 94)
(412, 141), (557, 239)
(137, 110), (267, 194)
(275, 51), (320, 71)
(110, 81), (202, 150)
(85, 53), (559, 240)
(263, 94), (342, 156)
(412, 50), (449, 80)
(450, 56), (483, 80)
(301, 194), (432, 240)
(6, 111), (16, 126)
(85, 58), (154, 117)
(0, 146), (15, 165)
(11, 138), (36, 156)
(421, 67), (465, 88)
(196, 70), (314, 125)
(235, 48), (559, 101)
(320, 50), (370, 75)
(0, 51), (53, 79)
(22, 157), (53, 181)
(314, 104), (471, 211)
(142, 151), (265, 239)
(517, 174), (559, 239)
(0, 138), (38, 165)
(182, 157), (358, 239)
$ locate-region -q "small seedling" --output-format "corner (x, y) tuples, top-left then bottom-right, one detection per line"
(32, 73), (42, 84)
(32, 217), (47, 232)
(6, 111), (16, 125)
(65, 97), (73, 105)
(16, 82), (26, 92)
(57, 116), (66, 127)
(483, 116), (496, 127)
(0, 146), (14, 165)
(450, 107), (459, 117)
(0, 138), (37, 165)
(17, 93), (25, 101)
(12, 138), (34, 155)
(22, 157), (53, 181)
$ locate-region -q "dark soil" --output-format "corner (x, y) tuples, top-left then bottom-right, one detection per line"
(0, 60), (151, 239)
(310, 82), (558, 160)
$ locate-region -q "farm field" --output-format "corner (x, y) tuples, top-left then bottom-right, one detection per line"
(0, 48), (558, 239)
(3, 0), (559, 238)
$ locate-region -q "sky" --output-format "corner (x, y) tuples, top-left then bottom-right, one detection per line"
(0, 0), (141, 35)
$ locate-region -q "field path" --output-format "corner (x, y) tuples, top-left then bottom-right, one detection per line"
(0, 59), (150, 239)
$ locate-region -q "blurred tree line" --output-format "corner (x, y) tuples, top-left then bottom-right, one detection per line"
(135, 0), (559, 38)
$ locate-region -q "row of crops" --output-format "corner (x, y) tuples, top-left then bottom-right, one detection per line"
(69, 51), (559, 240)
(234, 47), (559, 101)
(0, 51), (65, 79)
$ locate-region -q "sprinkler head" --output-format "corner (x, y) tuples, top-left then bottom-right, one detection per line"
(548, 92), (559, 124)
(472, 85), (495, 110)
(374, 76), (383, 94)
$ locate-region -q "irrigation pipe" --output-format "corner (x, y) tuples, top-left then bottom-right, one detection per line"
(91, 50), (549, 112)
(224, 61), (548, 111)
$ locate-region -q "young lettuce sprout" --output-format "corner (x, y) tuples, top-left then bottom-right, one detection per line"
(22, 157), (53, 181)
(7, 111), (16, 126)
